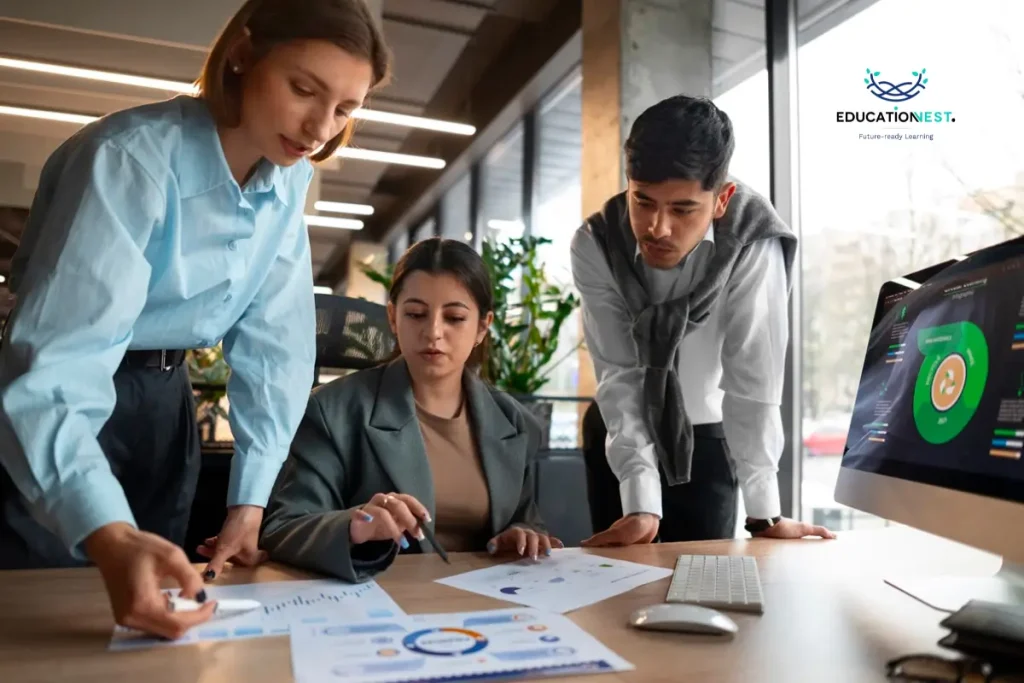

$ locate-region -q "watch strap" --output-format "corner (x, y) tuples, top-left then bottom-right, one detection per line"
(744, 516), (782, 533)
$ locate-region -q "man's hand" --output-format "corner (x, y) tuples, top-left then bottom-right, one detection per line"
(580, 513), (660, 547)
(85, 522), (216, 640)
(196, 505), (268, 580)
(751, 517), (836, 540)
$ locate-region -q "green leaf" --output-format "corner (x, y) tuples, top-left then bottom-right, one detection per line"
(873, 71), (880, 76)
(912, 71), (918, 77)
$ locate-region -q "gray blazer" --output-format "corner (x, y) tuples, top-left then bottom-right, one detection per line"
(260, 357), (546, 582)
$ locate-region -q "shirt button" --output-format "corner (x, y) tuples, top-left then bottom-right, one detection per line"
(224, 294), (233, 302)
(228, 241), (238, 251)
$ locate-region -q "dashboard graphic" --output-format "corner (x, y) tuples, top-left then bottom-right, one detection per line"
(912, 321), (989, 444)
(842, 239), (1024, 506)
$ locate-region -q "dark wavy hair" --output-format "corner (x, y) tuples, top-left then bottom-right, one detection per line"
(389, 237), (493, 369)
(624, 95), (735, 191)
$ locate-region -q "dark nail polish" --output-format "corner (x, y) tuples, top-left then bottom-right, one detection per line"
(196, 590), (207, 604)
(203, 570), (216, 581)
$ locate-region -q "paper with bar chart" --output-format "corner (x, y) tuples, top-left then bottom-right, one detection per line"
(108, 579), (404, 651)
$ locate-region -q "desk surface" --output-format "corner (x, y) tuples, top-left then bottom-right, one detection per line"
(0, 527), (1000, 683)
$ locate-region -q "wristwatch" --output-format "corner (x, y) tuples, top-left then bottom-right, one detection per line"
(744, 516), (782, 534)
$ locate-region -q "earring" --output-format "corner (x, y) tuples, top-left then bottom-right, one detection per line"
(231, 63), (241, 74)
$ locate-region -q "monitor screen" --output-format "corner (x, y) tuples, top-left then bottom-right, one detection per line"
(842, 236), (1024, 506)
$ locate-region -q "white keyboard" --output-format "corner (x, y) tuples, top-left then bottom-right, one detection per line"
(665, 554), (765, 614)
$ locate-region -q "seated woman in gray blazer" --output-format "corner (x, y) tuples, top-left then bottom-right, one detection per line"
(260, 237), (561, 582)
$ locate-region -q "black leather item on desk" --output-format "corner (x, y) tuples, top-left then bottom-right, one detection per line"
(938, 600), (1024, 662)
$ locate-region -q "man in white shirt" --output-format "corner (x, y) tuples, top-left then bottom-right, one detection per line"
(572, 95), (835, 545)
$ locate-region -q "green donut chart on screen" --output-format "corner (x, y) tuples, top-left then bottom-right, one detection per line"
(912, 321), (989, 445)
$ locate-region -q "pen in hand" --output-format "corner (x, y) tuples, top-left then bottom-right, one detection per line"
(352, 492), (448, 562)
(417, 518), (449, 564)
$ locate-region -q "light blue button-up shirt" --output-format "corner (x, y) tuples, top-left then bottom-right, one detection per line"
(0, 95), (317, 557)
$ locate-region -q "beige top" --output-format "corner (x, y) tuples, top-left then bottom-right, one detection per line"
(415, 400), (492, 552)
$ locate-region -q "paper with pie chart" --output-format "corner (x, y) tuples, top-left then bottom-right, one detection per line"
(434, 548), (673, 613)
(289, 607), (633, 683)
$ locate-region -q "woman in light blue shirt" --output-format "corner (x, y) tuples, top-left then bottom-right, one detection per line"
(0, 0), (390, 639)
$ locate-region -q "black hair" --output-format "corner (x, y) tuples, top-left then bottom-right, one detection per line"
(624, 95), (735, 191)
(389, 237), (493, 368)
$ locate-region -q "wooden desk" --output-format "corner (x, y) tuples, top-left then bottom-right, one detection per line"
(0, 527), (1001, 683)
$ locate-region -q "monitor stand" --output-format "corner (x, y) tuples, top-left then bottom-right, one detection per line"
(886, 559), (1024, 612)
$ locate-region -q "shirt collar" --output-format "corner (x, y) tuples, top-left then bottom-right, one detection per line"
(634, 221), (716, 266)
(177, 96), (290, 206)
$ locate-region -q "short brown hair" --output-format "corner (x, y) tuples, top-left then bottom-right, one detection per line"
(198, 0), (391, 162)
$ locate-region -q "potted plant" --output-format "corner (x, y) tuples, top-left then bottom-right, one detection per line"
(362, 235), (581, 448)
(186, 344), (231, 443)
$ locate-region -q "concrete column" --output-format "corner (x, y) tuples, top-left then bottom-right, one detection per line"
(578, 0), (713, 399)
(581, 0), (713, 216)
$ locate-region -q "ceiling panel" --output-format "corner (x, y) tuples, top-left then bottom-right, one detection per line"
(377, 19), (471, 105)
(0, 0), (497, 286)
(0, 19), (206, 79)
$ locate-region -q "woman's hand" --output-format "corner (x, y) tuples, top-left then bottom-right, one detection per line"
(195, 505), (269, 580)
(349, 492), (430, 550)
(85, 522), (216, 640)
(487, 526), (563, 561)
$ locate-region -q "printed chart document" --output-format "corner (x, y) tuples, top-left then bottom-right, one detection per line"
(435, 548), (672, 613)
(109, 579), (404, 651)
(290, 607), (633, 683)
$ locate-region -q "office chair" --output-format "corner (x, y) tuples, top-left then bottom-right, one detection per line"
(314, 293), (397, 385)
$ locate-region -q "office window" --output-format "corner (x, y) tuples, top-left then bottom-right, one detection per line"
(411, 216), (436, 245)
(534, 67), (583, 447)
(389, 229), (409, 264)
(480, 122), (525, 247)
(713, 71), (770, 200)
(440, 174), (473, 242)
(797, 0), (1024, 529)
(712, 0), (769, 533)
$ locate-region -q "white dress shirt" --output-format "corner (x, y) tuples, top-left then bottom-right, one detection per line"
(570, 222), (789, 521)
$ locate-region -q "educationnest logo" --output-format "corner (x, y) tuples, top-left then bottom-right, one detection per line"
(836, 67), (956, 142)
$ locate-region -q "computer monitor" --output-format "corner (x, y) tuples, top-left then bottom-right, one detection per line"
(834, 234), (1024, 611)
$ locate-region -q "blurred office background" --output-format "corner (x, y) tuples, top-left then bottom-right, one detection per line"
(0, 0), (1022, 544)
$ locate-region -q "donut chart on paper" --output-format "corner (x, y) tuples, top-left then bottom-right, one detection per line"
(401, 627), (489, 657)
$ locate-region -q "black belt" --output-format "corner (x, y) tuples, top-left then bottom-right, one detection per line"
(693, 422), (725, 439)
(120, 349), (187, 371)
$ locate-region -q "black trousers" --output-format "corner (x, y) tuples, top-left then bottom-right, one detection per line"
(0, 359), (201, 569)
(582, 401), (738, 542)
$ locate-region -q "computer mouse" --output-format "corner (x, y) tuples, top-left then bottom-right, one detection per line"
(627, 603), (738, 636)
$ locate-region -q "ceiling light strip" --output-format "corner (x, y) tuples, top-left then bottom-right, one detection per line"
(351, 108), (474, 135)
(336, 147), (445, 169)
(304, 215), (364, 230)
(314, 201), (374, 215)
(0, 56), (474, 135)
(0, 105), (446, 168)
(0, 56), (196, 93)
(0, 104), (97, 125)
